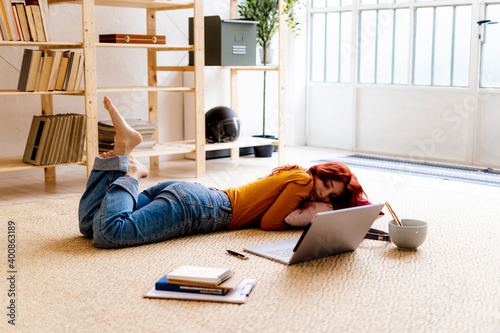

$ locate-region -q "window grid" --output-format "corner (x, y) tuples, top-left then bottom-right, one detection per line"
(310, 0), (475, 87)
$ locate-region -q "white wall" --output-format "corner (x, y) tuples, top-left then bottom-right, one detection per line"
(0, 1), (308, 161)
(308, 83), (500, 168)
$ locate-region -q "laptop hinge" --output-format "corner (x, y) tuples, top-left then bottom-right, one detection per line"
(293, 222), (312, 252)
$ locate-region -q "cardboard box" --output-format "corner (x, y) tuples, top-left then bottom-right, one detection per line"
(189, 16), (257, 66)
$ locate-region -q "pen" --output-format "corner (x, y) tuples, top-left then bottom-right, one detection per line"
(226, 249), (248, 260)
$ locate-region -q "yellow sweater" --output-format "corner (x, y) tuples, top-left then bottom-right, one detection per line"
(223, 168), (313, 230)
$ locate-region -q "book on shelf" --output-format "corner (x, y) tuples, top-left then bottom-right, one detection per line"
(13, 2), (32, 41)
(65, 51), (80, 91)
(1, 0), (21, 41)
(0, 0), (49, 42)
(17, 49), (84, 92)
(98, 119), (156, 153)
(98, 119), (157, 132)
(23, 113), (86, 166)
(0, 0), (11, 40)
(10, 1), (23, 41)
(26, 0), (45, 41)
(24, 3), (36, 41)
(55, 54), (69, 90)
(17, 48), (42, 91)
(23, 115), (50, 165)
(166, 266), (234, 286)
(46, 50), (62, 91)
(35, 50), (52, 91)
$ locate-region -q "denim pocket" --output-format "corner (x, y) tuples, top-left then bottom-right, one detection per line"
(174, 183), (214, 209)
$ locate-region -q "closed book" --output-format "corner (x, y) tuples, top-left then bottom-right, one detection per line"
(40, 115), (55, 165)
(47, 50), (62, 91)
(13, 3), (31, 41)
(61, 51), (74, 91)
(17, 49), (42, 91)
(17, 48), (34, 91)
(2, 0), (20, 41)
(36, 52), (53, 91)
(77, 116), (86, 162)
(27, 3), (45, 41)
(10, 2), (23, 41)
(65, 52), (80, 91)
(54, 55), (69, 91)
(166, 266), (233, 286)
(0, 0), (12, 40)
(73, 54), (84, 90)
(98, 119), (157, 132)
(24, 4), (36, 41)
(155, 276), (230, 296)
(23, 115), (51, 165)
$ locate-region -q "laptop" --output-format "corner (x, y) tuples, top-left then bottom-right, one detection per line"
(244, 203), (385, 265)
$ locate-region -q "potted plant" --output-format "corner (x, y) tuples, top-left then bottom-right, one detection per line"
(238, 0), (303, 157)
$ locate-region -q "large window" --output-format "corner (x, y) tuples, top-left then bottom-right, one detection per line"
(358, 8), (410, 84)
(309, 0), (477, 88)
(413, 5), (471, 86)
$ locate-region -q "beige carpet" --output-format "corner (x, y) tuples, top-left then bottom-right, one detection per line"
(1, 178), (499, 332)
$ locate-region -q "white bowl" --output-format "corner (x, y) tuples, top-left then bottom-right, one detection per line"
(388, 219), (428, 250)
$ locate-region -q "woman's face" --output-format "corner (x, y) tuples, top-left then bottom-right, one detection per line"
(310, 176), (346, 203)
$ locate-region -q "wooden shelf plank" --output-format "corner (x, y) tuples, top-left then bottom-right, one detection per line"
(97, 43), (194, 51)
(130, 141), (196, 158)
(48, 0), (194, 10)
(0, 157), (87, 173)
(96, 86), (195, 93)
(157, 66), (280, 72)
(205, 137), (278, 151)
(0, 41), (83, 48)
(0, 90), (84, 96)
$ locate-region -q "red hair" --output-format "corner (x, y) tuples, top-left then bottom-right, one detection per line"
(307, 162), (368, 210)
(267, 162), (368, 210)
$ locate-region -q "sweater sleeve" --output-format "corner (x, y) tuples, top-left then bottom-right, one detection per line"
(260, 182), (312, 231)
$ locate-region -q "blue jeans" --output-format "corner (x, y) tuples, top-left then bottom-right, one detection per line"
(78, 156), (232, 249)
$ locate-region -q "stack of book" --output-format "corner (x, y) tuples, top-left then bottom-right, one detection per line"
(146, 265), (255, 304)
(17, 49), (84, 92)
(155, 266), (241, 296)
(0, 0), (51, 42)
(23, 113), (86, 166)
(98, 119), (156, 153)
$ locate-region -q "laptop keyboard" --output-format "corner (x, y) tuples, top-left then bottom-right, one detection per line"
(268, 247), (293, 257)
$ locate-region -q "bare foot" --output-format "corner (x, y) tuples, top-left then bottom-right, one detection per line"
(99, 150), (114, 158)
(103, 97), (143, 156)
(125, 156), (149, 180)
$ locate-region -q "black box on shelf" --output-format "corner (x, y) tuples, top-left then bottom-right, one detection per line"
(189, 16), (257, 66)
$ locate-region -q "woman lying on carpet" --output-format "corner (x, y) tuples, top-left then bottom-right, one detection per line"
(78, 97), (372, 248)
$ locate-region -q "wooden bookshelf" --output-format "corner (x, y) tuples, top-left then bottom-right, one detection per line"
(0, 0), (287, 181)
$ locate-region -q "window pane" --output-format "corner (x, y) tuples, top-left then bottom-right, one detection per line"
(453, 6), (471, 86)
(312, 0), (326, 8)
(340, 12), (352, 82)
(414, 7), (434, 85)
(481, 4), (500, 87)
(311, 13), (326, 81)
(433, 7), (453, 86)
(360, 0), (378, 5)
(359, 10), (377, 83)
(393, 9), (409, 84)
(327, 0), (340, 6)
(376, 10), (394, 84)
(326, 13), (340, 82)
